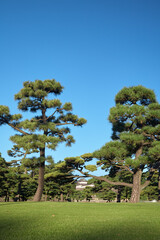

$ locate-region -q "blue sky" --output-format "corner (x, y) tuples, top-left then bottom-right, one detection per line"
(0, 0), (160, 169)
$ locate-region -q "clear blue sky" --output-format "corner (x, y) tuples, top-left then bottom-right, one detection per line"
(0, 0), (160, 168)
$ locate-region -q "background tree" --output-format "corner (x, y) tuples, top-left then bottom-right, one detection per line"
(0, 79), (87, 201)
(0, 153), (11, 201)
(0, 155), (37, 202)
(10, 162), (37, 201)
(148, 143), (160, 201)
(0, 155), (19, 202)
(140, 171), (159, 201)
(44, 160), (76, 201)
(87, 178), (117, 202)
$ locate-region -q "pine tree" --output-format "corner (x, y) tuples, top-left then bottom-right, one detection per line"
(94, 85), (160, 203)
(62, 86), (160, 203)
(0, 79), (87, 201)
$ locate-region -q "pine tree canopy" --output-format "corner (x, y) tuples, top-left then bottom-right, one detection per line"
(115, 85), (157, 105)
(1, 79), (87, 161)
(94, 85), (160, 173)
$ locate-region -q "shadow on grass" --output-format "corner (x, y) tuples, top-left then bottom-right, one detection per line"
(1, 202), (160, 240)
(0, 213), (160, 240)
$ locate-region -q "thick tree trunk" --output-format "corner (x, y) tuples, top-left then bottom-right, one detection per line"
(130, 169), (142, 203)
(33, 148), (45, 202)
(33, 161), (45, 201)
(130, 146), (143, 203)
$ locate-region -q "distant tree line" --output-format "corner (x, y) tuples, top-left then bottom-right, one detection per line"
(0, 80), (160, 203)
(0, 153), (159, 202)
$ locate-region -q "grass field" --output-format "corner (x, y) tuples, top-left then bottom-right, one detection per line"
(0, 202), (160, 240)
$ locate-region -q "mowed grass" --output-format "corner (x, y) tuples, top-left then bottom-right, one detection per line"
(0, 202), (160, 240)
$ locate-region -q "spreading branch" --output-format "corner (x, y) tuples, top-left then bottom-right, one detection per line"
(76, 169), (133, 188)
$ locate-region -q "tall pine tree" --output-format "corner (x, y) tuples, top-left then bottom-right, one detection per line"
(0, 79), (87, 201)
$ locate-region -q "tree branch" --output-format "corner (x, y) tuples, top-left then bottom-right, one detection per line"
(140, 168), (155, 190)
(123, 166), (134, 174)
(8, 151), (28, 164)
(7, 122), (29, 135)
(112, 162), (134, 174)
(55, 122), (76, 126)
(46, 108), (61, 121)
(76, 169), (133, 188)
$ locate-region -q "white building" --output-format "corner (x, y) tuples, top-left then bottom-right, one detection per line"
(76, 178), (95, 191)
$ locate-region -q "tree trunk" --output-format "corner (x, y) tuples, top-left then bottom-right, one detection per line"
(117, 187), (122, 203)
(60, 193), (64, 202)
(33, 148), (45, 202)
(111, 187), (121, 202)
(5, 192), (9, 202)
(158, 167), (160, 202)
(45, 193), (48, 201)
(130, 169), (142, 203)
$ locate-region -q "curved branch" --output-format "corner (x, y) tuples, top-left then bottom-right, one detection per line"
(77, 169), (133, 188)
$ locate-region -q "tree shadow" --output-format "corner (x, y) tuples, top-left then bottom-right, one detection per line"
(0, 214), (160, 240)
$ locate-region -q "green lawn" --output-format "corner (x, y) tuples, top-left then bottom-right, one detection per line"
(0, 202), (160, 240)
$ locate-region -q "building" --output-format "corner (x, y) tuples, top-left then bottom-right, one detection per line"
(76, 178), (95, 191)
